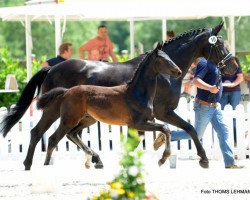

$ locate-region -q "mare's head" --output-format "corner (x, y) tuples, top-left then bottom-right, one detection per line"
(161, 22), (238, 76)
(151, 42), (182, 78)
(199, 22), (238, 75)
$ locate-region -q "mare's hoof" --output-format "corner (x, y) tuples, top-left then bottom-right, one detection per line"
(199, 159), (209, 168)
(23, 162), (31, 171)
(24, 167), (31, 171)
(92, 155), (101, 163)
(94, 162), (104, 169)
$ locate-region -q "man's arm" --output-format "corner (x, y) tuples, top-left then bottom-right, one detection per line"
(110, 51), (118, 62)
(193, 77), (219, 94)
(223, 73), (244, 87)
(78, 45), (87, 59)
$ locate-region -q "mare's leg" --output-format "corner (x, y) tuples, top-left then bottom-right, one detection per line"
(155, 110), (209, 168)
(131, 121), (171, 166)
(66, 116), (103, 169)
(23, 110), (59, 170)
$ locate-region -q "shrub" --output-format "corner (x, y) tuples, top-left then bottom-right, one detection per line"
(240, 54), (250, 74)
(0, 48), (45, 107)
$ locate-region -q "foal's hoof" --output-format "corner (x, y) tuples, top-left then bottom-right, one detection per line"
(158, 159), (166, 167)
(94, 161), (104, 169)
(153, 133), (166, 151)
(199, 159), (209, 168)
(85, 163), (91, 169)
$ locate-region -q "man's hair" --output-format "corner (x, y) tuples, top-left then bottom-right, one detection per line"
(167, 30), (175, 38)
(59, 42), (72, 54)
(98, 25), (107, 30)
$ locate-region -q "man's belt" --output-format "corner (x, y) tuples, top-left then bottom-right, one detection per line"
(195, 98), (218, 107)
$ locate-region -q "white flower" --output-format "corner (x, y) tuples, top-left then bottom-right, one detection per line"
(128, 166), (139, 176)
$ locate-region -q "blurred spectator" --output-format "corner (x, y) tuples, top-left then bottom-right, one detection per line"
(166, 30), (175, 41)
(41, 42), (73, 67)
(78, 25), (117, 62)
(219, 57), (244, 110)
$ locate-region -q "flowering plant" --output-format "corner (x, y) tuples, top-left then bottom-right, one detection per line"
(89, 129), (147, 200)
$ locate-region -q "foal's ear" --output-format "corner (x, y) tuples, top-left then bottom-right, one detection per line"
(212, 21), (224, 36)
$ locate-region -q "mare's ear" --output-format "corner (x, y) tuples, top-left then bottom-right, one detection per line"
(155, 41), (163, 51)
(212, 21), (224, 36)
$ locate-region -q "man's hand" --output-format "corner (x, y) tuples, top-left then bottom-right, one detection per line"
(209, 85), (219, 94)
(222, 80), (235, 88)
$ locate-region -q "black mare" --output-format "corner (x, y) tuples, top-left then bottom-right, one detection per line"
(1, 22), (238, 170)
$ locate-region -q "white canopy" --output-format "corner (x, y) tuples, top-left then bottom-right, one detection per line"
(0, 0), (250, 80)
(0, 0), (250, 21)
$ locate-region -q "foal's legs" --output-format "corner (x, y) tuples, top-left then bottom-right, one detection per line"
(23, 110), (59, 170)
(66, 116), (103, 168)
(67, 132), (103, 169)
(132, 121), (171, 166)
(154, 110), (209, 168)
(66, 118), (104, 169)
(44, 110), (89, 166)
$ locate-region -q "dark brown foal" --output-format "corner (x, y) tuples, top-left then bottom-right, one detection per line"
(37, 43), (182, 168)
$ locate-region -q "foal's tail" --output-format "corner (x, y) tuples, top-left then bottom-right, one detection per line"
(0, 67), (51, 138)
(37, 87), (67, 110)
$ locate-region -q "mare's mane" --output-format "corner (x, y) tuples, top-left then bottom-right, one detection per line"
(163, 28), (206, 49)
(126, 28), (207, 85)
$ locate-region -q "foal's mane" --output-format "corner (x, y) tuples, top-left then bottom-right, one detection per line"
(126, 50), (153, 85)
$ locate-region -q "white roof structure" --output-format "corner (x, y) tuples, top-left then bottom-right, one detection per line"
(0, 0), (250, 80)
(0, 0), (250, 21)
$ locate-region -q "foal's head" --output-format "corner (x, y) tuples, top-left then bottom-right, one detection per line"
(152, 42), (182, 78)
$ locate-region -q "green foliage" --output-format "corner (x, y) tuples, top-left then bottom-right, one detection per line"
(0, 0), (25, 7)
(1, 14), (250, 60)
(0, 48), (44, 108)
(1, 1), (250, 59)
(105, 21), (130, 53)
(0, 21), (25, 58)
(240, 54), (250, 74)
(90, 129), (146, 200)
(116, 53), (130, 62)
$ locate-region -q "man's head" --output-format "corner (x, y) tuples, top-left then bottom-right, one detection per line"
(166, 30), (175, 41)
(97, 25), (108, 40)
(59, 42), (73, 59)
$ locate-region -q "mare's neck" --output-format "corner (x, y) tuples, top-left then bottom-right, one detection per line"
(163, 35), (203, 80)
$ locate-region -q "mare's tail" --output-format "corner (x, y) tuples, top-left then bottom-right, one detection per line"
(37, 87), (67, 110)
(0, 67), (51, 137)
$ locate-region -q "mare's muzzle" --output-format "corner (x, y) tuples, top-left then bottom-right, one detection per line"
(218, 52), (233, 70)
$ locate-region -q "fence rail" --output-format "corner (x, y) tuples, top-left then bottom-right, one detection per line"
(0, 98), (250, 162)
